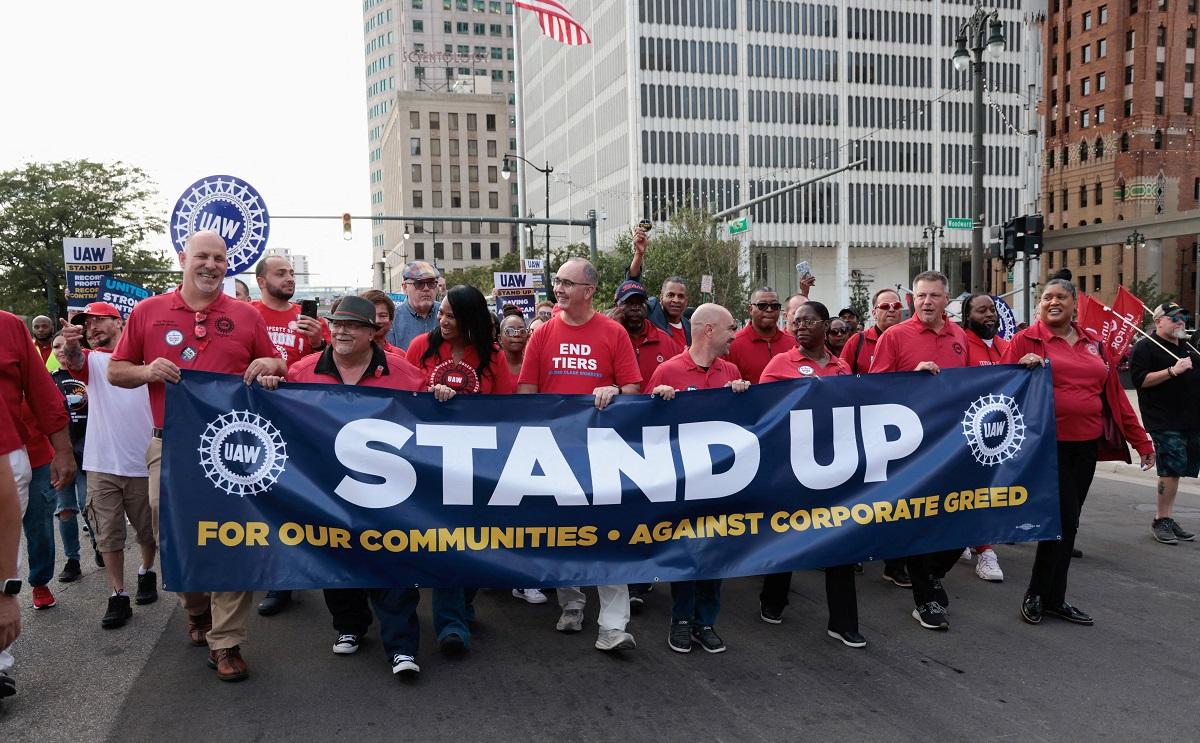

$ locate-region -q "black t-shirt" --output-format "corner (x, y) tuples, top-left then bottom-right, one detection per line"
(50, 369), (88, 456)
(1129, 334), (1200, 431)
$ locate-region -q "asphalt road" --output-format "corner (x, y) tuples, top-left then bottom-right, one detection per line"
(3, 467), (1198, 742)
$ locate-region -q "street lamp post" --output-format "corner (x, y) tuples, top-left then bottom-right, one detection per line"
(1125, 229), (1145, 291)
(952, 7), (1006, 294)
(503, 154), (553, 289)
(922, 224), (944, 273)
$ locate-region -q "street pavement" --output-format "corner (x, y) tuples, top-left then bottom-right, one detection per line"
(3, 468), (1199, 742)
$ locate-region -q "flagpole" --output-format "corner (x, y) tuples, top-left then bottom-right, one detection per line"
(1103, 303), (1183, 360)
(512, 9), (530, 261)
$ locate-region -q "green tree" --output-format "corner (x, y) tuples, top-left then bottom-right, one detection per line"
(1128, 274), (1172, 329)
(0, 160), (172, 318)
(440, 250), (521, 294)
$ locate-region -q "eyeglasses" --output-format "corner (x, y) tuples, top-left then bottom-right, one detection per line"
(875, 302), (903, 311)
(502, 327), (531, 337)
(194, 311), (208, 339)
(828, 327), (850, 335)
(405, 278), (437, 290)
(790, 317), (824, 328)
(752, 302), (782, 312)
(552, 277), (594, 288)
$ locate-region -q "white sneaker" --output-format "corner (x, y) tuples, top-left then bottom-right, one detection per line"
(595, 628), (636, 651)
(975, 549), (1004, 582)
(556, 608), (584, 632)
(512, 588), (548, 604)
(332, 633), (360, 655)
(391, 654), (420, 675)
(960, 547), (973, 562)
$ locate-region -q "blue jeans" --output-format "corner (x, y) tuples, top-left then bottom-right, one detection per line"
(22, 464), (56, 587)
(432, 588), (478, 647)
(671, 579), (721, 626)
(54, 470), (87, 562)
(372, 588), (422, 659)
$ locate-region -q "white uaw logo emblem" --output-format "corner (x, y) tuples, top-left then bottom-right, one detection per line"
(171, 175), (270, 276)
(961, 394), (1026, 466)
(198, 411), (287, 496)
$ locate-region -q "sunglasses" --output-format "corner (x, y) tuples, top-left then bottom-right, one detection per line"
(502, 327), (531, 337)
(406, 279), (437, 290)
(875, 302), (903, 311)
(752, 302), (782, 312)
(194, 311), (208, 339)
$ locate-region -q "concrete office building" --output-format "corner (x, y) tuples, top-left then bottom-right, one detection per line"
(519, 0), (1044, 311)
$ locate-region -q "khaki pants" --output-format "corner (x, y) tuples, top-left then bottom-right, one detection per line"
(148, 435), (253, 650)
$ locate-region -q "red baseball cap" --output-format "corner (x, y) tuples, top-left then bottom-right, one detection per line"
(73, 302), (122, 323)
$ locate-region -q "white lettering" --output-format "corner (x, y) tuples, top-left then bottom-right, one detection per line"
(587, 427), (676, 505)
(415, 425), (497, 505)
(333, 419), (417, 508)
(789, 408), (860, 490)
(677, 421), (760, 501)
(488, 427), (588, 507)
(859, 404), (923, 482)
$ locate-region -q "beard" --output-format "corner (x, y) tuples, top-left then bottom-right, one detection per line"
(1172, 326), (1190, 340)
(966, 318), (997, 340)
(267, 284), (295, 302)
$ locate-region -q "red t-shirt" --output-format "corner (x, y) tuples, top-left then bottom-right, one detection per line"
(517, 312), (642, 394)
(250, 300), (331, 368)
(0, 400), (20, 456)
(629, 321), (681, 386)
(405, 333), (516, 394)
(964, 329), (1010, 366)
(287, 345), (426, 391)
(645, 352), (741, 392)
(112, 288), (281, 427)
(0, 311), (67, 446)
(869, 316), (968, 373)
(34, 340), (53, 365)
(761, 348), (852, 382)
(841, 326), (886, 374)
(724, 324), (797, 383)
(20, 404), (54, 467)
(1002, 322), (1110, 441)
(667, 323), (687, 350)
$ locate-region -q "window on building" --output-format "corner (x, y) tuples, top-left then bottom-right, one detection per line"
(1131, 0), (1139, 12)
(1097, 72), (1106, 91)
(485, 113), (496, 131)
(410, 137), (421, 155)
(412, 190), (423, 207)
(452, 242), (463, 260)
(1158, 25), (1167, 47)
(488, 191), (498, 208)
(1100, 4), (1110, 22)
(435, 242), (445, 260)
(1125, 64), (1134, 84)
(411, 164), (422, 182)
(450, 139), (460, 156)
(1095, 136), (1106, 157)
(451, 191), (462, 207)
(1156, 96), (1165, 114)
(410, 111), (420, 128)
(1155, 129), (1165, 148)
(1097, 105), (1106, 124)
(1127, 29), (1136, 50)
(1156, 61), (1166, 81)
(468, 140), (478, 157)
(487, 165), (498, 182)
(1082, 109), (1091, 127)
(487, 139), (497, 157)
(467, 113), (477, 131)
(431, 138), (441, 156)
(432, 191), (443, 207)
(1124, 98), (1133, 116)
(490, 242), (500, 259)
(469, 191), (480, 208)
(1098, 38), (1107, 57)
(1187, 97), (1195, 114)
(429, 112), (440, 129)
(468, 164), (478, 181)
(1188, 63), (1195, 82)
(1121, 132), (1130, 151)
(1082, 45), (1092, 63)
(1082, 77), (1091, 95)
(1190, 27), (1197, 47)
(1095, 182), (1104, 205)
(450, 164), (460, 181)
(1083, 11), (1093, 29)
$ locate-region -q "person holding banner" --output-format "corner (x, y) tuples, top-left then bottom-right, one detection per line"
(758, 301), (865, 648)
(1006, 277), (1154, 626)
(870, 271), (969, 632)
(518, 257), (643, 651)
(108, 230), (284, 682)
(1129, 301), (1200, 545)
(259, 294), (430, 678)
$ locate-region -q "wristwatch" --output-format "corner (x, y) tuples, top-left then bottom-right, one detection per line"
(2, 579), (20, 596)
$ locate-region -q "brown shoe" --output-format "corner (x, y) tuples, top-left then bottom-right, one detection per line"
(187, 611), (212, 647)
(206, 646), (249, 682)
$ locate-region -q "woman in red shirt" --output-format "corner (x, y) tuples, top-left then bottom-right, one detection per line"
(758, 301), (864, 648)
(498, 305), (531, 381)
(1005, 278), (1154, 626)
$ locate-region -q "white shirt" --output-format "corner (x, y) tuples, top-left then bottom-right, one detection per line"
(81, 350), (153, 477)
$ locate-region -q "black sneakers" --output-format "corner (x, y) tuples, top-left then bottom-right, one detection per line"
(691, 625), (726, 653)
(0, 671), (14, 699)
(759, 603), (784, 624)
(57, 559), (81, 583)
(827, 629), (868, 648)
(912, 602), (949, 630)
(1157, 517), (1196, 542)
(134, 571), (158, 605)
(930, 578), (950, 610)
(1152, 518), (1179, 544)
(102, 594), (133, 629)
(1020, 593), (1043, 624)
(668, 621), (692, 653)
(882, 564), (912, 588)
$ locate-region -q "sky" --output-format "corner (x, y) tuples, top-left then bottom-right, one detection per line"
(0, 2), (374, 287)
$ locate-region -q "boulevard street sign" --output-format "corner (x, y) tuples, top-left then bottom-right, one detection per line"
(946, 218), (973, 230)
(728, 217), (750, 235)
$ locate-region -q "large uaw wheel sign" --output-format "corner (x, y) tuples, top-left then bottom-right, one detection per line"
(171, 175), (270, 276)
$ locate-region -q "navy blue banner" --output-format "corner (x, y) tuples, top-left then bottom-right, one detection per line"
(160, 366), (1060, 592)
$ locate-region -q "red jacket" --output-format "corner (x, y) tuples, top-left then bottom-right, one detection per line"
(963, 329), (1010, 366)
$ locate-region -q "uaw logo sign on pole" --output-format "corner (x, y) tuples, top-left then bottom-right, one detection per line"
(171, 175), (270, 276)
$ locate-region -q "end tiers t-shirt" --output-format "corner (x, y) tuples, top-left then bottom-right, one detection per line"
(517, 313), (642, 394)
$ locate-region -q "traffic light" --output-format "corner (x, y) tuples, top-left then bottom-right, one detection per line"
(1002, 218), (1019, 263)
(342, 213), (353, 241)
(988, 225), (1003, 259)
(1023, 213), (1044, 258)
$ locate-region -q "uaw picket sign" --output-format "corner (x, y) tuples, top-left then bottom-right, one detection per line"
(160, 366), (1061, 592)
(494, 272), (537, 318)
(63, 237), (113, 313)
(171, 175), (270, 276)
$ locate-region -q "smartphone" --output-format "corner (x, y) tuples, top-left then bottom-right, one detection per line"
(637, 219), (653, 233)
(300, 299), (319, 318)
(795, 261), (812, 279)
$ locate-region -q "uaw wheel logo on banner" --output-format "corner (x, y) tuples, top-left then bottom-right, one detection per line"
(171, 175), (270, 276)
(961, 394), (1026, 466)
(198, 411), (288, 497)
(429, 359), (481, 394)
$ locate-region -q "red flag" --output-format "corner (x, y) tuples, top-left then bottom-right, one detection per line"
(1106, 286), (1143, 357)
(1076, 292), (1102, 336)
(515, 0), (592, 45)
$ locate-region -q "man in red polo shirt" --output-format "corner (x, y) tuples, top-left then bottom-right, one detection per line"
(725, 287), (796, 383)
(518, 257), (642, 652)
(842, 288), (905, 374)
(613, 279), (680, 389)
(109, 230), (284, 682)
(869, 270), (969, 632)
(645, 303), (749, 654)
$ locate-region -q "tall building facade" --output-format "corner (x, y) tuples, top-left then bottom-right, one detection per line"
(362, 0), (518, 288)
(1039, 0), (1200, 308)
(519, 0), (1044, 311)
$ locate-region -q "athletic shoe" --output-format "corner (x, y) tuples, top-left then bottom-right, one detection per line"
(595, 628), (636, 651)
(101, 594), (132, 629)
(668, 621), (692, 653)
(1071, 547), (1083, 558)
(31, 585), (55, 610)
(912, 602), (949, 630)
(691, 625), (726, 653)
(555, 608), (584, 632)
(0, 671), (15, 699)
(332, 634), (361, 655)
(930, 578), (950, 609)
(391, 654), (420, 676)
(854, 562), (864, 574)
(960, 548), (973, 562)
(882, 564), (912, 588)
(628, 583), (652, 610)
(975, 549), (1004, 582)
(257, 590), (292, 616)
(1020, 593), (1043, 624)
(439, 633), (466, 657)
(512, 588), (548, 604)
(57, 558), (81, 583)
(827, 629), (867, 648)
(1164, 517), (1196, 541)
(1152, 518), (1179, 544)
(1044, 601), (1093, 625)
(759, 603), (784, 624)
(134, 571), (158, 605)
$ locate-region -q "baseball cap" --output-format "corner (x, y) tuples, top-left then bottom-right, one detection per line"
(614, 280), (648, 305)
(328, 295), (380, 329)
(1153, 301), (1185, 320)
(72, 302), (122, 323)
(403, 261), (441, 281)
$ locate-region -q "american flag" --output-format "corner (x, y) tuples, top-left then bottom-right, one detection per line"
(515, 0), (592, 45)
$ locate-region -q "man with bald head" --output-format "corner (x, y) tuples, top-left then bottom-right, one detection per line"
(109, 230), (283, 680)
(31, 316), (55, 365)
